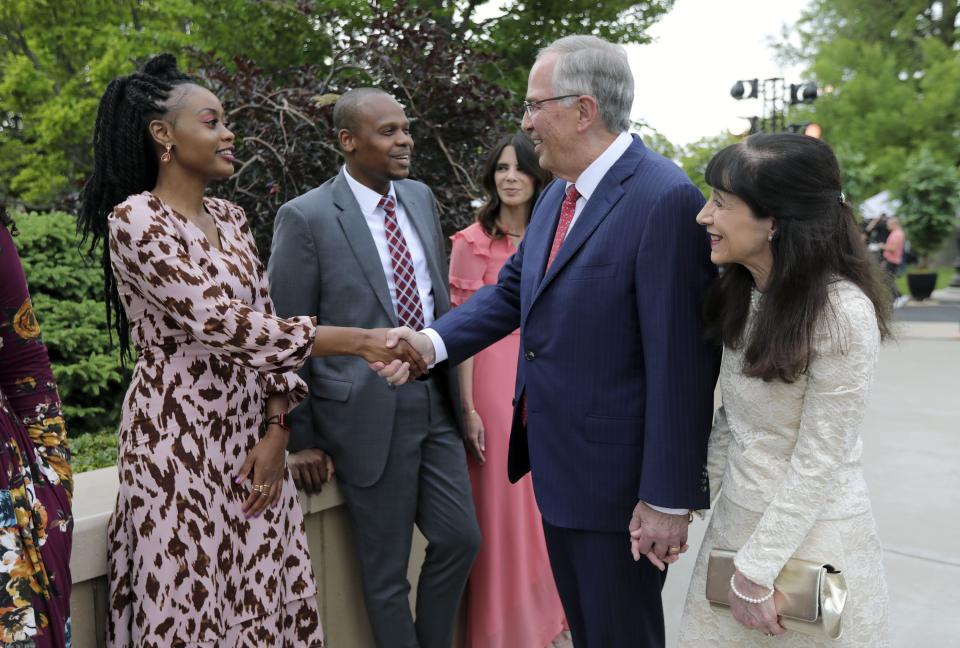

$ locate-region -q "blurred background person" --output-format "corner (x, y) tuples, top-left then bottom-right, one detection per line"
(450, 133), (567, 648)
(0, 202), (73, 647)
(880, 217), (909, 308)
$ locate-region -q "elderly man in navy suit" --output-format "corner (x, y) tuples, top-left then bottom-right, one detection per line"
(380, 36), (719, 647)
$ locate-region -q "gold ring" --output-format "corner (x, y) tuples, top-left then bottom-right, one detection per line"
(667, 546), (681, 555)
(253, 483), (269, 493)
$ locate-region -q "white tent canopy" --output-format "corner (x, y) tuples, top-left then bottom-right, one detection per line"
(859, 190), (901, 220)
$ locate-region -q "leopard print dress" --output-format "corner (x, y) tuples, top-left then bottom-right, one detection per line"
(105, 192), (324, 647)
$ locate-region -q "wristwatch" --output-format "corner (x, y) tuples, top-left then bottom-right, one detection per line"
(265, 413), (290, 432)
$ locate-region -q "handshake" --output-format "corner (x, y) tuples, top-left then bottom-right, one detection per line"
(358, 326), (435, 384)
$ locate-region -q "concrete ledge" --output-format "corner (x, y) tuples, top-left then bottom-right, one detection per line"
(70, 465), (449, 647)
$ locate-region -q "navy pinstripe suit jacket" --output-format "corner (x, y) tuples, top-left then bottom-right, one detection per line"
(433, 135), (720, 531)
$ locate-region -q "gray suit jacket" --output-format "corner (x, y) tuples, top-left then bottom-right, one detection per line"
(267, 169), (461, 487)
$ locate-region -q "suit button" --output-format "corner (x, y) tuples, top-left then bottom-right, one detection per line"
(525, 351), (535, 360)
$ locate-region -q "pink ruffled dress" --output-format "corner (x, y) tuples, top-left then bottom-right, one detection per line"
(450, 222), (565, 648)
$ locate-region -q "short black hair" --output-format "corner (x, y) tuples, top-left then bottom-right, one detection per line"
(332, 87), (397, 133)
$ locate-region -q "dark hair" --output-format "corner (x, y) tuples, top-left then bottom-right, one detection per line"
(77, 54), (194, 359)
(702, 133), (891, 382)
(332, 87), (394, 134)
(476, 133), (550, 238)
(0, 201), (14, 234)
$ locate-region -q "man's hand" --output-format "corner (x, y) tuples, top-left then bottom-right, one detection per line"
(369, 327), (437, 386)
(359, 328), (429, 380)
(288, 448), (335, 494)
(628, 500), (690, 570)
(385, 326), (436, 365)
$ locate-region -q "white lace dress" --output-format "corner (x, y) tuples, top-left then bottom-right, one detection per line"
(678, 281), (890, 647)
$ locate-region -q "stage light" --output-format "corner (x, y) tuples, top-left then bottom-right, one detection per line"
(730, 79), (759, 100)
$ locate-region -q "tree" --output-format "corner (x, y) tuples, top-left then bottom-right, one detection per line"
(895, 147), (960, 267)
(777, 0), (960, 198)
(0, 0), (342, 206)
(198, 0), (515, 254)
(0, 0), (674, 209)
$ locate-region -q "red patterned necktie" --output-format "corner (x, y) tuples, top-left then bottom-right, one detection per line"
(379, 195), (425, 330)
(546, 184), (580, 270)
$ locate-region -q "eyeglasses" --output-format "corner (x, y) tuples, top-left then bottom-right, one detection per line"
(522, 94), (580, 116)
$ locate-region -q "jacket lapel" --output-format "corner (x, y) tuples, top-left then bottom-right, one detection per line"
(331, 171), (398, 324)
(395, 182), (449, 315)
(528, 182), (564, 289)
(532, 137), (644, 302)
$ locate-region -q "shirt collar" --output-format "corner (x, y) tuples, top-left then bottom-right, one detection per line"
(342, 166), (396, 217)
(566, 131), (633, 201)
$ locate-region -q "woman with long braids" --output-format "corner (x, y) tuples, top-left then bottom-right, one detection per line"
(0, 203), (72, 646)
(78, 54), (423, 646)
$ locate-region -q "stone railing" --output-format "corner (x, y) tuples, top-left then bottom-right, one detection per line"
(70, 467), (458, 647)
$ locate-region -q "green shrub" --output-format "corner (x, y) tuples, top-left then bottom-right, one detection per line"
(895, 148), (960, 268)
(12, 210), (128, 441)
(70, 428), (119, 473)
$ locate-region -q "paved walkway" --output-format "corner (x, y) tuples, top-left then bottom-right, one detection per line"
(661, 320), (960, 646)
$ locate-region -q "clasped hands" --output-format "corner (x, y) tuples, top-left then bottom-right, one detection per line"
(629, 500), (691, 571)
(363, 326), (435, 384)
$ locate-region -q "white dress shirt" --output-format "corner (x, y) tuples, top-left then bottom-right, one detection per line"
(343, 166), (436, 327)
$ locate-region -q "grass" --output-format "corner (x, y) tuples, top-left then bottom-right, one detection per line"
(896, 266), (956, 295)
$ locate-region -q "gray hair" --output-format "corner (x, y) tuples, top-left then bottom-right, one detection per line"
(538, 35), (634, 133)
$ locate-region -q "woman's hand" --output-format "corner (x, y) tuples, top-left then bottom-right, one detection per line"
(236, 427), (289, 518)
(727, 570), (786, 637)
(463, 408), (485, 464)
(359, 328), (428, 378)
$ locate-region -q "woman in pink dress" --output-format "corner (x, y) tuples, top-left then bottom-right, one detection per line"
(77, 54), (423, 647)
(451, 134), (567, 648)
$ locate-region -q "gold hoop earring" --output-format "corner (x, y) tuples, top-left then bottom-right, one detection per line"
(160, 145), (172, 163)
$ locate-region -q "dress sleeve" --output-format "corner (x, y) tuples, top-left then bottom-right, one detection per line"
(0, 227), (72, 498)
(108, 196), (316, 375)
(228, 201), (310, 407)
(734, 294), (880, 588)
(449, 225), (491, 307)
(706, 405), (731, 505)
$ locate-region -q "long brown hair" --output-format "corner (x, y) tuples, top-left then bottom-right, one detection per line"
(475, 133), (550, 238)
(702, 133), (891, 382)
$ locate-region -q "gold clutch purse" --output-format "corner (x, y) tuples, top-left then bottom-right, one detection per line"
(705, 548), (847, 639)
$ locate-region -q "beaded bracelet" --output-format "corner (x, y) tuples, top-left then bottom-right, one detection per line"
(729, 573), (774, 604)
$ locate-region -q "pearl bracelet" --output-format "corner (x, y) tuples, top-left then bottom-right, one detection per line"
(729, 573), (774, 604)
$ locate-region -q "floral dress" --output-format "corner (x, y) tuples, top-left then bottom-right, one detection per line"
(0, 223), (73, 647)
(106, 193), (323, 647)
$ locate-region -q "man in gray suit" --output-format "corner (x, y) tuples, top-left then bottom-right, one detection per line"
(267, 88), (480, 648)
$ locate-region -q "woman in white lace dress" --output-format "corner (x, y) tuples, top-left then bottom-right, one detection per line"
(676, 134), (891, 646)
